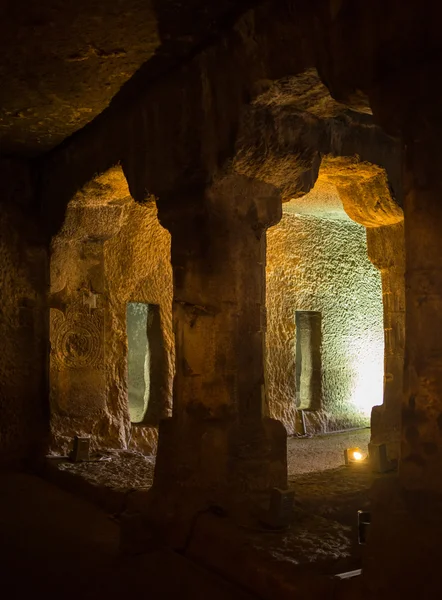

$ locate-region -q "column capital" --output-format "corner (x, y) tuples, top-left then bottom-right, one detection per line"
(157, 174), (282, 238)
(156, 186), (206, 237)
(206, 174), (282, 231)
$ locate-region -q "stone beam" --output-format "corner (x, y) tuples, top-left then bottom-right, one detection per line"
(367, 223), (405, 461)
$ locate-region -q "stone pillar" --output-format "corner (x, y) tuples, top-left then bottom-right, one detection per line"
(363, 119), (442, 598)
(400, 138), (442, 492)
(367, 222), (405, 461)
(153, 175), (287, 499)
(333, 169), (404, 459)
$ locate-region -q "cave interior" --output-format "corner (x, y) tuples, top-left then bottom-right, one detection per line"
(0, 1), (439, 598)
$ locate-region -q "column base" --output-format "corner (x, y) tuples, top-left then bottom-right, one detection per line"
(153, 414), (287, 494)
(370, 405), (400, 461)
(128, 415), (288, 548)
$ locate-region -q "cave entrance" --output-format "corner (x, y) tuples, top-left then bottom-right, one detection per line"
(126, 302), (165, 424)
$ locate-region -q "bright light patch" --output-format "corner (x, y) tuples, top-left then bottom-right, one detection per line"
(345, 332), (384, 417)
(344, 447), (366, 466)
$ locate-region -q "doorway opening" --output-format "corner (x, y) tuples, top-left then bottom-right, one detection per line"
(127, 302), (150, 423)
(126, 302), (166, 424)
(266, 175), (388, 477)
(295, 310), (322, 412)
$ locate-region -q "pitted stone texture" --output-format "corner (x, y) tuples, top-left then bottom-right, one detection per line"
(0, 1), (263, 156)
(320, 157), (403, 228)
(39, 3), (403, 239)
(284, 178), (349, 221)
(399, 140), (442, 494)
(104, 199), (173, 440)
(367, 222), (405, 460)
(51, 305), (105, 371)
(266, 204), (383, 435)
(49, 168), (173, 455)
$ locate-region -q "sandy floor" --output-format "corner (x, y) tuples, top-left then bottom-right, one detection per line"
(0, 473), (255, 600)
(49, 428), (371, 495)
(54, 448), (155, 491)
(35, 431), (376, 594)
(43, 427), (373, 542)
(288, 428), (370, 478)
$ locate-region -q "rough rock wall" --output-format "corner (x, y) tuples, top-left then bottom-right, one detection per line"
(0, 160), (48, 466)
(104, 200), (173, 453)
(50, 185), (172, 455)
(320, 162), (405, 457)
(266, 207), (384, 435)
(39, 0), (410, 234)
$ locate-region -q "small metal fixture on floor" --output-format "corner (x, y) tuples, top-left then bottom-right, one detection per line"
(258, 488), (295, 529)
(358, 510), (371, 544)
(69, 436), (91, 462)
(334, 568), (362, 580)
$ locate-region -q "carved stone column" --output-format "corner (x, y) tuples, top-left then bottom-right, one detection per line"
(363, 104), (442, 598)
(367, 222), (405, 461)
(153, 174), (287, 500)
(331, 166), (405, 460)
(400, 138), (442, 492)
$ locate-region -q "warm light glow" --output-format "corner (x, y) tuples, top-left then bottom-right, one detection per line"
(345, 332), (384, 417)
(345, 447), (366, 466)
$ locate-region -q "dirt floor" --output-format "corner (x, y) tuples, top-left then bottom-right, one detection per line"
(0, 473), (256, 600)
(288, 429), (370, 477)
(42, 429), (374, 560)
(45, 428), (371, 502)
(3, 431), (376, 599)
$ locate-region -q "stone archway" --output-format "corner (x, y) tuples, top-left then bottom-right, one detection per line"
(266, 174), (386, 439)
(320, 156), (405, 460)
(48, 166), (174, 456)
(232, 69), (404, 464)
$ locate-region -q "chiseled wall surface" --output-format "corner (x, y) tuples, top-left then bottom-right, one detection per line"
(104, 200), (173, 453)
(266, 210), (384, 435)
(50, 196), (173, 455)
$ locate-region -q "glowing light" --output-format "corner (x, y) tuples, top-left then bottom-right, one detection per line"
(345, 332), (384, 417)
(344, 447), (366, 466)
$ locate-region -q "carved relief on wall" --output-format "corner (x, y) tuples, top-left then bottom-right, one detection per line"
(50, 303), (104, 371)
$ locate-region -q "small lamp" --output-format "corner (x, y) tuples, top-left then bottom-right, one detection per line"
(344, 447), (366, 466)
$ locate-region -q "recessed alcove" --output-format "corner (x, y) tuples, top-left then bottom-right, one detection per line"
(127, 302), (168, 425)
(127, 302), (151, 423)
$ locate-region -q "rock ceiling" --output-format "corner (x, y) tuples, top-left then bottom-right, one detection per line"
(0, 0), (254, 156)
